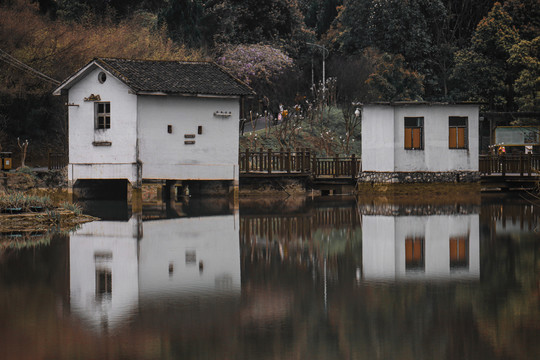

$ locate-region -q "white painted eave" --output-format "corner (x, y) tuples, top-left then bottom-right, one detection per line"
(52, 60), (135, 96)
(135, 91), (242, 99)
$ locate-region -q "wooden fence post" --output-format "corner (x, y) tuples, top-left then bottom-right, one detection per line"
(312, 154), (317, 177)
(259, 147), (264, 172)
(245, 149), (250, 174)
(334, 155), (339, 177)
(267, 148), (272, 174)
(351, 154), (356, 179)
(298, 148), (303, 173)
(286, 149), (291, 173)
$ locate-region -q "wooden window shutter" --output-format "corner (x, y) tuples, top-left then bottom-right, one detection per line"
(457, 127), (466, 148)
(450, 237), (468, 261)
(449, 128), (457, 148)
(406, 237), (413, 261)
(412, 128), (421, 149)
(450, 238), (458, 261)
(405, 128), (412, 149)
(458, 237), (467, 259)
(413, 242), (421, 261)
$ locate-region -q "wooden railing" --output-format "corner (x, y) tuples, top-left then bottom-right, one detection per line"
(240, 206), (361, 244)
(48, 153), (67, 170)
(479, 155), (540, 176)
(239, 148), (361, 179)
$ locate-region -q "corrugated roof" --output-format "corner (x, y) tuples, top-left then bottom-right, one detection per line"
(56, 58), (254, 97)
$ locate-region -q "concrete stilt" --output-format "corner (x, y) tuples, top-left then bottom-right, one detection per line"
(131, 186), (143, 213)
(230, 179), (239, 209)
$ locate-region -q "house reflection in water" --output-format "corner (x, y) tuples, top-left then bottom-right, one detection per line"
(361, 205), (480, 282)
(69, 212), (240, 332)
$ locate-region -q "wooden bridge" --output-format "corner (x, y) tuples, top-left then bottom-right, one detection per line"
(479, 155), (540, 191)
(239, 148), (360, 179)
(479, 154), (540, 176)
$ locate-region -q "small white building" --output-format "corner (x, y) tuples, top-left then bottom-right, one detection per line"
(69, 213), (241, 332)
(362, 213), (480, 282)
(360, 102), (480, 183)
(53, 58), (253, 192)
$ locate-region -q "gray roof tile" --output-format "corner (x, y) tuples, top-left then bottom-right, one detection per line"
(95, 58), (254, 96)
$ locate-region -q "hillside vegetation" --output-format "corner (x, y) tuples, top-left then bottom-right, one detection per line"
(0, 0), (538, 163)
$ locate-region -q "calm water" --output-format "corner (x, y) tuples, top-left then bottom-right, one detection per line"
(0, 195), (538, 359)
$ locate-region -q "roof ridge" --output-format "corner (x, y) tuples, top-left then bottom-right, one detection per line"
(97, 57), (213, 65)
(55, 57), (255, 97)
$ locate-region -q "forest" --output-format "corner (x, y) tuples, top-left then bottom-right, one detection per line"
(0, 0), (538, 161)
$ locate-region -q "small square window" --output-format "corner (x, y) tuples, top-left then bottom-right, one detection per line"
(449, 116), (468, 149)
(405, 236), (425, 271)
(95, 269), (112, 298)
(450, 236), (469, 269)
(404, 117), (424, 150)
(95, 102), (111, 129)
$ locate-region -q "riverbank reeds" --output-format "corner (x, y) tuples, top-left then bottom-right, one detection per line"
(0, 192), (96, 232)
(0, 192), (54, 213)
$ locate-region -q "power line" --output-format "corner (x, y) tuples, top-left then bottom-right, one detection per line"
(0, 48), (61, 85)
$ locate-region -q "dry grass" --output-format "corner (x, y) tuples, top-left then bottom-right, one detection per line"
(0, 209), (97, 233)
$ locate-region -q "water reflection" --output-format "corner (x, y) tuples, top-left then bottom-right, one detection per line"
(361, 206), (480, 282)
(70, 203), (240, 333)
(69, 216), (140, 332)
(1, 196), (538, 359)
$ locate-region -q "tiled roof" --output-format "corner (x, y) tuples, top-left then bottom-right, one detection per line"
(94, 58), (254, 96)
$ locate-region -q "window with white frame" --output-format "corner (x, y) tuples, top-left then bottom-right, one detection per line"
(95, 102), (111, 129)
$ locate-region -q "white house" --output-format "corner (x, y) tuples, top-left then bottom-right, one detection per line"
(69, 213), (241, 332)
(360, 102), (480, 183)
(53, 58), (253, 193)
(362, 213), (480, 282)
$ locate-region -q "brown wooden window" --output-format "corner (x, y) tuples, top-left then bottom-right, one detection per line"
(95, 102), (111, 129)
(450, 236), (468, 269)
(405, 236), (425, 271)
(449, 116), (468, 149)
(404, 117), (423, 150)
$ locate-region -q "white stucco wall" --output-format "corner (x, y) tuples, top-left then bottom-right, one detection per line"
(137, 214), (241, 298)
(138, 96), (240, 181)
(362, 214), (480, 281)
(69, 213), (240, 330)
(69, 218), (140, 332)
(362, 216), (396, 280)
(361, 106), (395, 171)
(362, 104), (479, 172)
(67, 66), (138, 184)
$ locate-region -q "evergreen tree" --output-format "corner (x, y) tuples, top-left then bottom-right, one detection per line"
(509, 36), (540, 111)
(206, 0), (311, 57)
(158, 0), (205, 48)
(451, 2), (521, 110)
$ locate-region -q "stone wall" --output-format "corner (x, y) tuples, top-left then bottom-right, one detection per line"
(357, 171), (481, 184)
(357, 203), (480, 216)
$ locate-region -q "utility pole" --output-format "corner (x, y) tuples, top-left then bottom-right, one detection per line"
(307, 42), (329, 97)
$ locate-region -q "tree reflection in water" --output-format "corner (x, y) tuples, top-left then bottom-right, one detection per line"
(0, 196), (537, 359)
